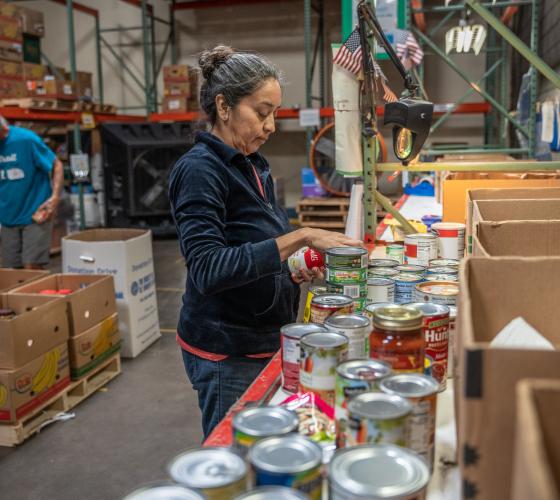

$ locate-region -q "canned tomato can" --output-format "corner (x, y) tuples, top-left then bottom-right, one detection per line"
(232, 407), (300, 454)
(329, 444), (430, 500)
(325, 267), (367, 285)
(327, 282), (367, 300)
(123, 484), (205, 500)
(325, 314), (371, 359)
(168, 447), (248, 499)
(429, 258), (459, 268)
(413, 281), (459, 306)
(447, 305), (457, 379)
(326, 247), (368, 269)
(281, 323), (328, 393)
(394, 273), (424, 304)
(309, 294), (354, 325)
(302, 285), (328, 323)
(364, 302), (393, 320)
(404, 233), (438, 267)
(395, 264), (426, 275)
(248, 435), (323, 500)
(426, 265), (458, 276)
(369, 258), (400, 269)
(367, 278), (395, 304)
(379, 374), (439, 472)
(335, 359), (392, 448)
(368, 267), (399, 280)
(431, 222), (466, 260)
(299, 331), (349, 406)
(234, 486), (310, 500)
(346, 392), (412, 447)
(288, 247), (325, 274)
(386, 243), (404, 264)
(424, 274), (458, 283)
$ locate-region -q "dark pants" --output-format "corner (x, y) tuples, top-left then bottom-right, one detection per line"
(181, 350), (269, 439)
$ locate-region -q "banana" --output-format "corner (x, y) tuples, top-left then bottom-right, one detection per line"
(47, 349), (60, 387)
(0, 384), (8, 407)
(31, 351), (52, 394)
(33, 349), (59, 394)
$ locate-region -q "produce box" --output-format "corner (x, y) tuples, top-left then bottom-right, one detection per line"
(0, 342), (70, 423)
(163, 80), (190, 97)
(0, 269), (49, 293)
(0, 39), (22, 62)
(22, 61), (45, 80)
(69, 313), (120, 379)
(456, 257), (560, 500)
(65, 70), (92, 97)
(62, 229), (160, 358)
(29, 79), (77, 100)
(163, 64), (189, 81)
(162, 95), (188, 113)
(9, 274), (117, 337)
(0, 59), (22, 79)
(0, 2), (19, 18)
(0, 15), (22, 41)
(0, 76), (26, 97)
(512, 379), (560, 500)
(18, 6), (44, 38)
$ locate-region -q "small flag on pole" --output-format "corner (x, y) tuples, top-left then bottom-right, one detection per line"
(372, 59), (398, 103)
(394, 29), (424, 69)
(333, 28), (363, 75)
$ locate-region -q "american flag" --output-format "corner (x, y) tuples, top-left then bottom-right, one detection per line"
(333, 28), (363, 75)
(372, 59), (398, 102)
(394, 29), (424, 69)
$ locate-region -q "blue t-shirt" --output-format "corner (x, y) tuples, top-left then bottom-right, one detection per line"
(0, 126), (56, 227)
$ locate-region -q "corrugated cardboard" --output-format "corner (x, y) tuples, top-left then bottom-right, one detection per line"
(473, 221), (560, 257)
(0, 269), (49, 293)
(18, 6), (45, 38)
(0, 294), (69, 369)
(65, 70), (92, 97)
(0, 76), (26, 97)
(22, 61), (45, 80)
(0, 2), (19, 18)
(9, 274), (117, 337)
(29, 79), (77, 100)
(457, 257), (560, 500)
(162, 95), (188, 113)
(512, 379), (560, 500)
(0, 59), (22, 79)
(69, 313), (120, 379)
(0, 15), (22, 41)
(62, 229), (160, 358)
(163, 64), (189, 81)
(0, 39), (23, 62)
(0, 342), (70, 424)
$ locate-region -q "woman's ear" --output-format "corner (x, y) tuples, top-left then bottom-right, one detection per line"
(215, 94), (229, 122)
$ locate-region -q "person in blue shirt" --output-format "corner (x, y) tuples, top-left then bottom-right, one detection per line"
(0, 115), (64, 269)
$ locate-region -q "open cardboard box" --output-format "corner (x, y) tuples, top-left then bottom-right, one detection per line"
(9, 274), (117, 337)
(0, 269), (49, 293)
(457, 257), (560, 499)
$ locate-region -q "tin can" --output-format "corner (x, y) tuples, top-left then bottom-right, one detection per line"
(327, 282), (367, 300)
(302, 285), (328, 323)
(370, 305), (424, 373)
(368, 267), (399, 280)
(281, 323), (328, 393)
(329, 444), (430, 500)
(395, 264), (426, 275)
(168, 447), (248, 499)
(325, 314), (371, 359)
(123, 483), (205, 500)
(326, 247), (368, 269)
(447, 305), (457, 379)
(413, 281), (459, 306)
(325, 267), (367, 285)
(351, 297), (368, 314)
(404, 233), (438, 267)
(248, 435), (323, 500)
(394, 273), (424, 304)
(366, 278), (395, 304)
(380, 374), (439, 472)
(369, 258), (400, 269)
(234, 487), (310, 500)
(424, 274), (458, 283)
(363, 302), (393, 320)
(299, 331), (349, 405)
(335, 359), (392, 448)
(386, 244), (404, 264)
(429, 258), (459, 268)
(232, 406), (300, 455)
(404, 303), (449, 391)
(431, 222), (466, 260)
(346, 392), (412, 447)
(288, 247), (325, 274)
(309, 294), (354, 325)
(426, 265), (458, 276)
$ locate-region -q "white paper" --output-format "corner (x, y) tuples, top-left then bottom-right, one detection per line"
(345, 182), (364, 240)
(299, 108), (320, 128)
(490, 317), (555, 350)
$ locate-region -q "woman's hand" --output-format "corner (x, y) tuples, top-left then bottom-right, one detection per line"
(305, 228), (364, 253)
(291, 266), (325, 284)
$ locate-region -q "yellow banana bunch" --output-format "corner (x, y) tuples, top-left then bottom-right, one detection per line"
(92, 328), (111, 357)
(0, 383), (7, 407)
(32, 349), (60, 395)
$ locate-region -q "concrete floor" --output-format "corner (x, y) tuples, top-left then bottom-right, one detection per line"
(0, 239), (204, 500)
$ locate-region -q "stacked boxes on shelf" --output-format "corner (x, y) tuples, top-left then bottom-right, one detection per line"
(162, 64), (199, 113)
(0, 2), (25, 98)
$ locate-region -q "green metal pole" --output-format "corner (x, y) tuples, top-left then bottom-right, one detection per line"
(527, 0), (539, 157)
(100, 37), (147, 91)
(466, 0), (560, 89)
(170, 0), (177, 64)
(141, 0), (154, 115)
(318, 0), (325, 107)
(95, 16), (104, 105)
(499, 37), (509, 148)
(304, 0), (313, 164)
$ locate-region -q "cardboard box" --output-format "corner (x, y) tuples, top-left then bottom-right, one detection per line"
(22, 61), (45, 80)
(10, 274), (117, 337)
(29, 79), (77, 100)
(0, 39), (22, 62)
(18, 6), (45, 38)
(163, 64), (189, 81)
(62, 229), (160, 358)
(0, 2), (20, 18)
(465, 187), (560, 254)
(162, 95), (188, 113)
(512, 379), (560, 500)
(0, 15), (22, 41)
(65, 70), (92, 97)
(442, 172), (560, 224)
(457, 257), (560, 500)
(0, 59), (22, 79)
(0, 76), (26, 97)
(473, 221), (560, 257)
(0, 342), (70, 423)
(0, 269), (49, 293)
(164, 81), (190, 97)
(69, 313), (120, 379)
(0, 294), (69, 369)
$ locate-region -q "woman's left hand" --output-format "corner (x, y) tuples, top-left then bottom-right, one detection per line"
(291, 267), (325, 284)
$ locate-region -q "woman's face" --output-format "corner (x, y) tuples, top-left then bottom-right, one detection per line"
(218, 78), (282, 156)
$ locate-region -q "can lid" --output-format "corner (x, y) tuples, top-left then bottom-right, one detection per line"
(367, 278), (395, 286)
(336, 359), (392, 381)
(395, 273), (424, 283)
(232, 406), (299, 437)
(311, 294), (353, 307)
(364, 302), (393, 316)
(432, 222), (466, 230)
(329, 445), (430, 498)
(424, 274), (458, 282)
(168, 447), (247, 489)
(326, 246), (368, 257)
(123, 483), (206, 500)
(249, 435), (322, 474)
(347, 392), (412, 419)
(300, 331), (348, 349)
(280, 322), (328, 339)
(405, 302), (450, 317)
(416, 282), (459, 296)
(325, 314), (370, 330)
(373, 305), (423, 330)
(233, 486), (309, 500)
(405, 233), (437, 241)
(370, 268), (399, 277)
(395, 264), (426, 273)
(428, 258), (459, 267)
(369, 259), (400, 268)
(379, 373), (439, 398)
(427, 266), (459, 275)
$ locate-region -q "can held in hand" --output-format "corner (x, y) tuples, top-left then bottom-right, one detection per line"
(431, 222), (466, 260)
(325, 314), (371, 359)
(394, 273), (424, 304)
(447, 305), (457, 379)
(309, 294), (354, 325)
(168, 447), (248, 500)
(299, 331), (349, 406)
(326, 247), (368, 269)
(395, 264), (426, 275)
(281, 323), (328, 393)
(249, 435), (323, 500)
(413, 281), (459, 306)
(368, 267), (399, 280)
(335, 359), (392, 448)
(325, 267), (367, 285)
(367, 278), (395, 305)
(386, 244), (404, 264)
(302, 285), (328, 323)
(404, 233), (438, 267)
(288, 247), (324, 274)
(346, 392), (412, 447)
(327, 281), (367, 300)
(379, 374), (439, 472)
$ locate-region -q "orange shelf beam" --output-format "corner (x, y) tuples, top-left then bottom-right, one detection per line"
(0, 107), (147, 123)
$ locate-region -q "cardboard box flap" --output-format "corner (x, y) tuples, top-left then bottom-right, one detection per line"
(0, 269), (49, 293)
(63, 228), (148, 243)
(467, 187), (560, 204)
(475, 199), (560, 223)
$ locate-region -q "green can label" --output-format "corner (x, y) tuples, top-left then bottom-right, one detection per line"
(327, 282), (367, 299)
(326, 267), (367, 284)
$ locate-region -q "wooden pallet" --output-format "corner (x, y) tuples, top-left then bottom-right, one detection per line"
(296, 197), (350, 229)
(0, 354), (121, 447)
(0, 97), (77, 111)
(75, 101), (117, 114)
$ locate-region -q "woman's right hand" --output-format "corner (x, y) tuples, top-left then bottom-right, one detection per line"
(304, 228), (364, 253)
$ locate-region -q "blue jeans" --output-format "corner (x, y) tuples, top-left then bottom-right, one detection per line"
(181, 350), (270, 439)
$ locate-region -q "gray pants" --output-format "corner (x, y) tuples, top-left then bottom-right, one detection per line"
(0, 221), (53, 268)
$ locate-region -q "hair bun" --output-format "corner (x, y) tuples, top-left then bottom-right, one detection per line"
(199, 45), (235, 80)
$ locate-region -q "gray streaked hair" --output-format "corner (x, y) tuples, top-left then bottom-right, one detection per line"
(198, 45), (282, 125)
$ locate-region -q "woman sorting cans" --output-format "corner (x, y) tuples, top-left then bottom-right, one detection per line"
(169, 46), (361, 438)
